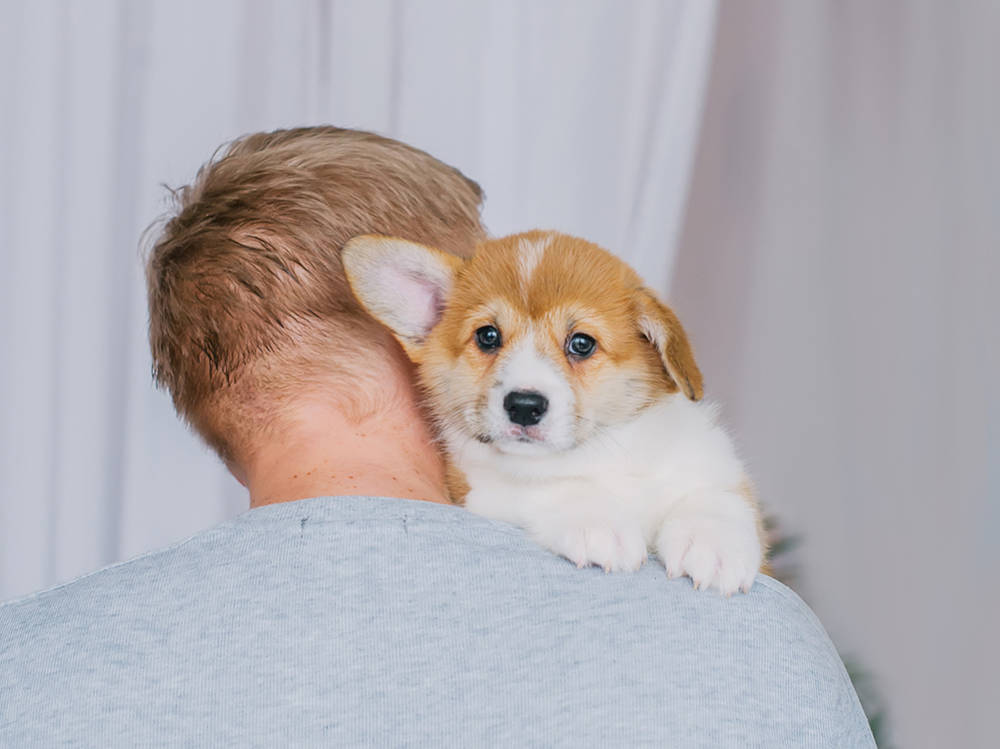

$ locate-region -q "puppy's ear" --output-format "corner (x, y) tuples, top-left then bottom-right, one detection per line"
(634, 289), (704, 401)
(341, 235), (463, 358)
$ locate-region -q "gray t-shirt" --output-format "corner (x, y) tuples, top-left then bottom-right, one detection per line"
(0, 495), (874, 748)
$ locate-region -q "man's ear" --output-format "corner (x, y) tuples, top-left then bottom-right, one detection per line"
(634, 289), (704, 401)
(341, 235), (463, 358)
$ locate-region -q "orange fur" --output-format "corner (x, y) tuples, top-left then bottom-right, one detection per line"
(445, 459), (471, 505)
(413, 232), (702, 444)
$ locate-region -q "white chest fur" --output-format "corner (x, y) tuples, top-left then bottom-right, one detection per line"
(448, 395), (762, 594)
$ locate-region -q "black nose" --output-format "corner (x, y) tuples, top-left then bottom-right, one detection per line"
(504, 391), (549, 427)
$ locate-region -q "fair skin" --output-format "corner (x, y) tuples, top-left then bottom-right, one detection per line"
(234, 357), (450, 509)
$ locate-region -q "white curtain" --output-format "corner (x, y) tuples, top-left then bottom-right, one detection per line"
(0, 0), (717, 599)
(673, 3), (999, 747)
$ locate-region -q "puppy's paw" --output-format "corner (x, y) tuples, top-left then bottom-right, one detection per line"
(655, 494), (762, 596)
(536, 520), (648, 572)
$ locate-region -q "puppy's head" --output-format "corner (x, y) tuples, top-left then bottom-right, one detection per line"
(342, 231), (702, 455)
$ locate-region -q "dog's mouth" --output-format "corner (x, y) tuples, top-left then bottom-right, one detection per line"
(507, 425), (545, 442)
(464, 395), (577, 454)
(472, 425), (548, 447)
(481, 424), (565, 456)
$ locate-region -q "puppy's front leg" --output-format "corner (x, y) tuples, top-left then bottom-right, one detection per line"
(655, 490), (763, 595)
(525, 489), (647, 573)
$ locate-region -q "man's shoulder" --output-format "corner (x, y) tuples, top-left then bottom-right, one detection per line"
(0, 521), (229, 658)
(0, 494), (841, 671)
(1, 495), (874, 748)
(0, 494), (842, 668)
(1, 495), (831, 640)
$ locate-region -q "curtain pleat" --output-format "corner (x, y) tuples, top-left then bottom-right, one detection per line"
(672, 3), (999, 747)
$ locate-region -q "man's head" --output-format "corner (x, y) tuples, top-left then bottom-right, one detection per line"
(146, 127), (486, 468)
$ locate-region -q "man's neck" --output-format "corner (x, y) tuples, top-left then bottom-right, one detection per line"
(243, 387), (450, 509)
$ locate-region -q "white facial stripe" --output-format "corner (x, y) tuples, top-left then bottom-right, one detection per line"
(517, 234), (552, 285)
(499, 334), (563, 392)
(486, 325), (577, 451)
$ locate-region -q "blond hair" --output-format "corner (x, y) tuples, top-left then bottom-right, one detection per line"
(146, 127), (486, 461)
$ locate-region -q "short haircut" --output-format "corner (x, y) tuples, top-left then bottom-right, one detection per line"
(146, 126), (486, 462)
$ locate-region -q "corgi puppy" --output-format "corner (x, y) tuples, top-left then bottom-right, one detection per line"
(342, 231), (764, 595)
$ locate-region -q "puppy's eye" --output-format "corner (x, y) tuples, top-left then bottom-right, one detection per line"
(475, 325), (502, 352)
(566, 332), (597, 359)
